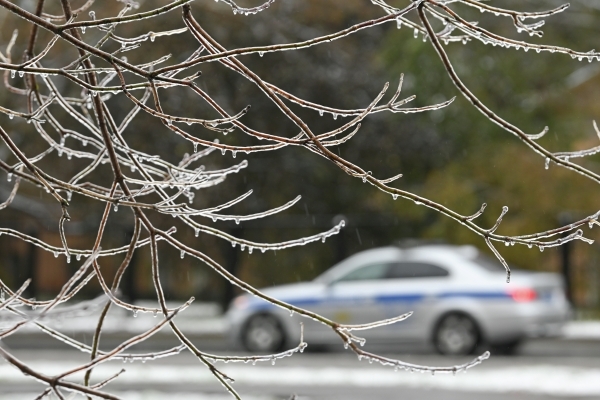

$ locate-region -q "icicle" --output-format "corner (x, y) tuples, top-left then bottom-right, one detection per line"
(180, 251), (185, 259)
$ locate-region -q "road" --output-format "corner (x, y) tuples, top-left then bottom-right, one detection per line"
(2, 338), (600, 400)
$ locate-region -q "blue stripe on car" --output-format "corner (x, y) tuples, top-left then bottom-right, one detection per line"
(438, 292), (510, 299)
(247, 291), (511, 310)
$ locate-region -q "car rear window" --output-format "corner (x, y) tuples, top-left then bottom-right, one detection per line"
(387, 262), (449, 279)
(475, 253), (508, 272)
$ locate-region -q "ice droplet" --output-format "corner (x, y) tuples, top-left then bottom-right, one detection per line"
(81, 26), (86, 34)
(193, 143), (198, 153)
(8, 114), (14, 120)
(195, 229), (199, 237)
(413, 28), (419, 38)
(10, 70), (15, 78)
(539, 246), (545, 252)
(76, 254), (82, 261)
(259, 52), (264, 57)
(319, 110), (324, 116)
(7, 173), (12, 182)
(19, 71), (24, 77)
(545, 158), (550, 170)
(133, 310), (138, 318)
(113, 204), (118, 212)
(392, 194), (398, 200)
(53, 251), (58, 258)
(180, 251), (185, 259)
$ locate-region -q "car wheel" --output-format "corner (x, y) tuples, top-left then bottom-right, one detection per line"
(241, 313), (286, 353)
(433, 313), (480, 356)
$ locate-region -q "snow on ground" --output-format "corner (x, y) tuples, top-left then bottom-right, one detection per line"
(562, 321), (600, 341)
(1, 392), (271, 400)
(2, 361), (600, 398)
(9, 301), (227, 336)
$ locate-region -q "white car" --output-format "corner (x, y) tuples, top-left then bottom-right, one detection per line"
(227, 244), (570, 355)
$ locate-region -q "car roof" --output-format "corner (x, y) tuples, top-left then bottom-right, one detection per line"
(314, 244), (484, 283)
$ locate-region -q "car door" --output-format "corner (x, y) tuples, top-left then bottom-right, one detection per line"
(312, 262), (392, 340)
(376, 261), (451, 341)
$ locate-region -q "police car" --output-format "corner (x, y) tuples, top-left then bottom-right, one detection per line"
(226, 244), (570, 355)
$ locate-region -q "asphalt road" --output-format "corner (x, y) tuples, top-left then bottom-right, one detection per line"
(2, 338), (600, 400)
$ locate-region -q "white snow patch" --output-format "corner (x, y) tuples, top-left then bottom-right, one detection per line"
(562, 321), (600, 341)
(1, 362), (600, 397)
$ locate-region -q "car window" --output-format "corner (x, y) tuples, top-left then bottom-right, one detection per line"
(387, 262), (449, 279)
(335, 263), (390, 282)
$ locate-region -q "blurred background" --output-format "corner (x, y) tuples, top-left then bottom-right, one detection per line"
(0, 0), (599, 316)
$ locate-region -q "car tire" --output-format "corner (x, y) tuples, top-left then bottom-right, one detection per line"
(241, 313), (286, 353)
(433, 312), (480, 356)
